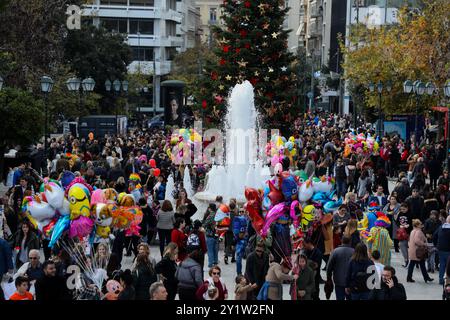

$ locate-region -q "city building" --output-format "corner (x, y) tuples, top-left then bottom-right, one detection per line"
(195, 0), (222, 46)
(82, 0), (201, 114)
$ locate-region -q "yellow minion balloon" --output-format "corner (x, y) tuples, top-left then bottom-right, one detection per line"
(68, 184), (91, 220)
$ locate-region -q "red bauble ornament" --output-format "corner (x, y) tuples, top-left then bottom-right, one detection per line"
(244, 43), (251, 49)
(223, 45), (230, 53)
(211, 71), (218, 80)
(244, 1), (251, 7)
(240, 29), (248, 38)
(202, 100), (207, 109)
(219, 58), (226, 65)
(235, 48), (241, 53)
(250, 77), (259, 86)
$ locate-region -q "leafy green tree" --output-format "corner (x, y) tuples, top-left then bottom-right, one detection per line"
(0, 88), (45, 181)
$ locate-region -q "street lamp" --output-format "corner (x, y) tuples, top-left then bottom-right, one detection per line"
(404, 79), (425, 144)
(40, 76), (54, 160)
(67, 77), (95, 137)
(368, 80), (391, 138)
(444, 80), (450, 170)
(106, 79), (127, 135)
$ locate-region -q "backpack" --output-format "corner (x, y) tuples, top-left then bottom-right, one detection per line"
(187, 232), (200, 247)
(354, 271), (370, 293)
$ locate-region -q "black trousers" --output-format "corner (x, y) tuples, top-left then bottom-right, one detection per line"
(158, 229), (172, 257)
(407, 259), (431, 281)
(178, 287), (197, 301)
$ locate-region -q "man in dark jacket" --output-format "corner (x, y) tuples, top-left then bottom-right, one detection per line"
(0, 238), (13, 300)
(405, 189), (425, 222)
(245, 242), (269, 300)
(35, 260), (70, 300)
(304, 237), (323, 300)
(393, 178), (411, 204)
(369, 266), (407, 300)
(433, 216), (450, 285)
(326, 236), (354, 300)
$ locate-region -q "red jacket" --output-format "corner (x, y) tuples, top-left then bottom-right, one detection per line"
(171, 228), (187, 261)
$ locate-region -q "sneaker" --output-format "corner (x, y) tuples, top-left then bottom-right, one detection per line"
(407, 278), (415, 283)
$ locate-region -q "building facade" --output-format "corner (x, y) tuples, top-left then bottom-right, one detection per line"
(83, 0), (201, 113)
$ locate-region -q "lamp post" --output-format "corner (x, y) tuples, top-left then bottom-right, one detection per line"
(40, 76), (54, 160)
(67, 77), (95, 136)
(404, 80), (425, 144)
(106, 79), (128, 135)
(368, 80), (391, 138)
(444, 80), (450, 170)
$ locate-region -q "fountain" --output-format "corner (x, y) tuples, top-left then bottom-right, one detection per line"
(183, 167), (193, 198)
(165, 174), (176, 205)
(194, 81), (270, 203)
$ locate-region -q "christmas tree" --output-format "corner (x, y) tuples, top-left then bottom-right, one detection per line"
(194, 0), (298, 128)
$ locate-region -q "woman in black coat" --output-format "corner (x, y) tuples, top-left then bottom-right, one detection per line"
(155, 242), (179, 300)
(13, 221), (40, 268)
(132, 253), (157, 300)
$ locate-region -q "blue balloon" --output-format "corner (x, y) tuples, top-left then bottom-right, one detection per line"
(323, 198), (343, 213)
(49, 215), (70, 248)
(60, 171), (75, 190)
(285, 141), (294, 151)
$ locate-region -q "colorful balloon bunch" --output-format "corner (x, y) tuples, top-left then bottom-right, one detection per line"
(167, 128), (202, 163)
(266, 134), (298, 167)
(243, 170), (340, 252)
(343, 132), (379, 158)
(21, 172), (144, 249)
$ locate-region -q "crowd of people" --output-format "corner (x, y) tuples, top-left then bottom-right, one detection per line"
(0, 112), (449, 301)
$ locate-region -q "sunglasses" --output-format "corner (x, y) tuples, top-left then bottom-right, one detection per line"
(212, 272), (220, 276)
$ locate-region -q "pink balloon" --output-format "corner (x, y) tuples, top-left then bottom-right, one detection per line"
(261, 203), (287, 237)
(290, 200), (300, 228)
(91, 189), (106, 206)
(69, 216), (94, 239)
(271, 155), (280, 167)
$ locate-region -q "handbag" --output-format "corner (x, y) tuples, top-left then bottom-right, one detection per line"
(415, 245), (428, 260)
(396, 227), (409, 241)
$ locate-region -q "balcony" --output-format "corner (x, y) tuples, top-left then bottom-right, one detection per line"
(308, 24), (322, 38)
(309, 2), (323, 18)
(127, 34), (183, 47)
(82, 4), (182, 22)
(128, 60), (172, 75)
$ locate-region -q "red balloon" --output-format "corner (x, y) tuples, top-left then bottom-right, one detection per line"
(245, 200), (264, 234)
(153, 168), (161, 177)
(268, 180), (284, 205)
(149, 159), (156, 168)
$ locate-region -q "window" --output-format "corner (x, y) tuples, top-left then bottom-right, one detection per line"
(166, 48), (178, 61)
(166, 21), (177, 36)
(129, 0), (155, 6)
(132, 47), (154, 61)
(100, 18), (127, 33)
(209, 7), (217, 21)
(166, 0), (176, 10)
(100, 0), (127, 5)
(130, 19), (154, 34)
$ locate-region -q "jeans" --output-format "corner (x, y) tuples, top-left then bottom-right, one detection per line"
(336, 180), (347, 198)
(235, 239), (247, 275)
(206, 236), (219, 267)
(399, 240), (409, 264)
(407, 259), (431, 281)
(351, 291), (369, 300)
(158, 229), (172, 257)
(335, 286), (350, 300)
(438, 251), (450, 285)
(426, 245), (437, 272)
